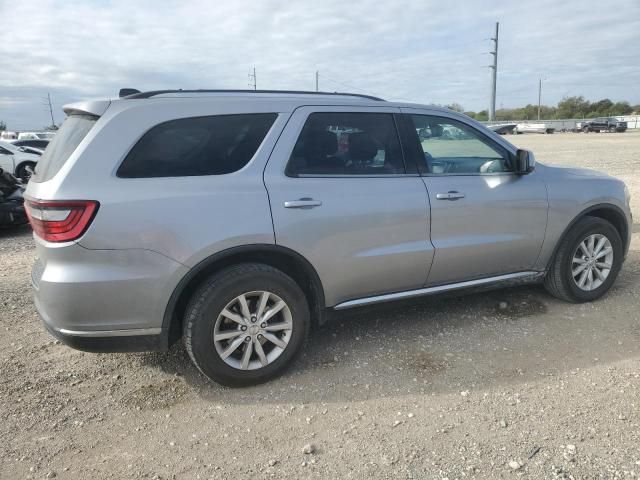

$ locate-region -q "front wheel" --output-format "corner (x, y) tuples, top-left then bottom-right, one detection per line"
(609, 126), (616, 133)
(544, 217), (623, 302)
(183, 263), (310, 387)
(582, 126), (590, 133)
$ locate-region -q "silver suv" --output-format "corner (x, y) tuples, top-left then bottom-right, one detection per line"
(25, 90), (632, 386)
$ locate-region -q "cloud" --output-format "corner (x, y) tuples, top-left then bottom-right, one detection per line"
(1, 0), (638, 129)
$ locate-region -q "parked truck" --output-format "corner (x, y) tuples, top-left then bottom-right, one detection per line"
(577, 118), (627, 133)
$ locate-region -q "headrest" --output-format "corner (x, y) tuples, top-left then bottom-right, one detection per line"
(348, 132), (377, 161)
(304, 130), (338, 159)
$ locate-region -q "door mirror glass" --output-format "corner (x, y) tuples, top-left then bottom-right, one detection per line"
(515, 149), (535, 174)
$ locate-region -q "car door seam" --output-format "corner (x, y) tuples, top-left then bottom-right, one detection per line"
(262, 111), (296, 245)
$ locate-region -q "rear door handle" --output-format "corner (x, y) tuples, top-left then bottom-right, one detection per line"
(435, 191), (465, 200)
(283, 198), (323, 209)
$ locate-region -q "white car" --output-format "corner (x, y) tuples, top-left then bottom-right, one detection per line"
(514, 123), (555, 134)
(17, 131), (56, 141)
(0, 141), (40, 181)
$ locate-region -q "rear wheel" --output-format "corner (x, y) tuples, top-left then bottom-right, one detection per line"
(609, 126), (616, 133)
(15, 161), (36, 182)
(183, 263), (310, 387)
(544, 217), (623, 302)
(582, 126), (590, 133)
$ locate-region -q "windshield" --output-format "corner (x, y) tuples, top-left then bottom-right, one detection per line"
(31, 114), (98, 183)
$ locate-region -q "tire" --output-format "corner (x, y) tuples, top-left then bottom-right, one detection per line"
(183, 263), (310, 387)
(609, 126), (616, 133)
(15, 161), (36, 182)
(582, 126), (590, 133)
(544, 216), (623, 303)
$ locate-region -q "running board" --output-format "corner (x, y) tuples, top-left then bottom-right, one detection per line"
(333, 271), (545, 310)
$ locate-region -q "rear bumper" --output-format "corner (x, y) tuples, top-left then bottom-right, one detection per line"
(41, 314), (166, 352)
(31, 240), (187, 352)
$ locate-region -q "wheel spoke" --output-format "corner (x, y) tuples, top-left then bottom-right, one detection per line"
(261, 301), (286, 323)
(572, 263), (588, 276)
(579, 240), (589, 257)
(237, 294), (251, 320)
(596, 261), (612, 269)
(593, 267), (606, 282)
(254, 339), (268, 366)
(240, 341), (253, 370)
(220, 335), (246, 359)
(264, 322), (292, 332)
(262, 332), (287, 349)
(214, 329), (243, 341)
(587, 235), (596, 256)
(573, 257), (587, 265)
(596, 247), (612, 259)
(256, 291), (270, 320)
(593, 236), (607, 257)
(586, 269), (594, 290)
(221, 309), (245, 325)
(578, 269), (589, 288)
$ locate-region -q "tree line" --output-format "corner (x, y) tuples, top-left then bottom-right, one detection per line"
(447, 97), (639, 122)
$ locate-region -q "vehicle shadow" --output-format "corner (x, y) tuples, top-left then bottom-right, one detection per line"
(0, 224), (31, 238)
(137, 249), (640, 404)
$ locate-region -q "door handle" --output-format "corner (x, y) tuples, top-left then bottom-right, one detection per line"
(436, 191), (465, 200)
(283, 198), (323, 209)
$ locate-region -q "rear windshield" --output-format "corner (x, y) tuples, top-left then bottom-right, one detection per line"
(31, 114), (98, 183)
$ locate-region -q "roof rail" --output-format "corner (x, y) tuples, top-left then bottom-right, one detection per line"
(121, 89), (385, 101)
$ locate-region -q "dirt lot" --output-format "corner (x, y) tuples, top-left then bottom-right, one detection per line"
(1, 131), (639, 479)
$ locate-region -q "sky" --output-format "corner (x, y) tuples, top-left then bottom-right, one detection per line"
(1, 0), (639, 130)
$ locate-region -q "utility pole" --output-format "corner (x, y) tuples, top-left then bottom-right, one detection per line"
(537, 78), (542, 121)
(248, 67), (257, 90)
(41, 93), (56, 128)
(47, 93), (55, 127)
(488, 22), (499, 121)
(315, 71), (319, 92)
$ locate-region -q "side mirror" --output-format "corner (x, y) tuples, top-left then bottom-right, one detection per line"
(514, 149), (535, 174)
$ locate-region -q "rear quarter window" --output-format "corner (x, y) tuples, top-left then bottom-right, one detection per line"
(117, 113), (277, 178)
(31, 114), (98, 183)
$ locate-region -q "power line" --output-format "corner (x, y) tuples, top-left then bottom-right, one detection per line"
(316, 73), (377, 96)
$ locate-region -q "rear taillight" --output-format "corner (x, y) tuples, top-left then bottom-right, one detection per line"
(25, 200), (99, 242)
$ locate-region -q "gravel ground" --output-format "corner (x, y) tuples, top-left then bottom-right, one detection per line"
(1, 131), (639, 480)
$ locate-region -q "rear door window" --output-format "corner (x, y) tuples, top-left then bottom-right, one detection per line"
(286, 112), (405, 176)
(31, 114), (98, 182)
(117, 113), (277, 178)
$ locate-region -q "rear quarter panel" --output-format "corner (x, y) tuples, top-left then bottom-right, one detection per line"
(44, 100), (293, 268)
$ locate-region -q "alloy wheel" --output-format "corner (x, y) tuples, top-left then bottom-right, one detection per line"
(213, 291), (293, 370)
(571, 233), (613, 291)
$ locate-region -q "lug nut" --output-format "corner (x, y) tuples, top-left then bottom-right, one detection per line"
(241, 325), (247, 331)
(257, 334), (263, 339)
(245, 336), (251, 342)
(260, 323), (266, 328)
(251, 316), (257, 323)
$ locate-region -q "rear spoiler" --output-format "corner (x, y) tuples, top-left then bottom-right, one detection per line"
(63, 100), (111, 117)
